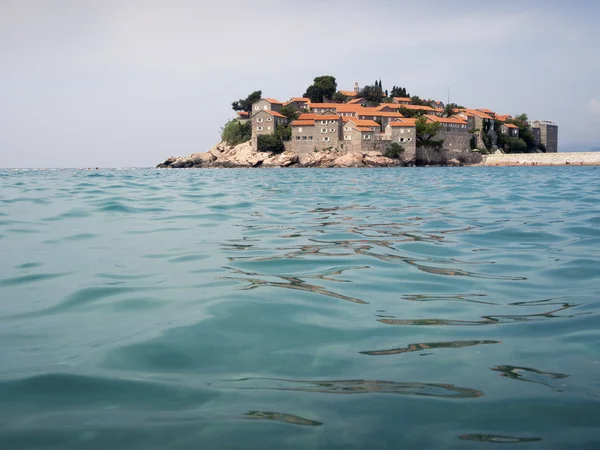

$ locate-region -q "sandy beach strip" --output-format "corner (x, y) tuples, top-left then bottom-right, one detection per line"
(483, 152), (600, 166)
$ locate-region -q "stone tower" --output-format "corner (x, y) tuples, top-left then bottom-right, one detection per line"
(354, 82), (359, 94)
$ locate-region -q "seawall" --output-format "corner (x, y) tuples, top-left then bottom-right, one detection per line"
(483, 152), (600, 166)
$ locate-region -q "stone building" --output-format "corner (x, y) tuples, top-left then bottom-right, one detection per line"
(455, 109), (494, 149)
(251, 109), (287, 145)
(531, 120), (558, 153)
(393, 97), (412, 105)
(385, 119), (417, 161)
(283, 97), (310, 111)
(290, 114), (342, 156)
(251, 98), (283, 114)
(501, 123), (519, 138)
(422, 115), (470, 151)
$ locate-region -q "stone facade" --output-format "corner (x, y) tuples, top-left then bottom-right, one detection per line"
(251, 98), (283, 115)
(291, 115), (342, 155)
(531, 120), (558, 153)
(501, 124), (519, 138)
(385, 122), (417, 161)
(251, 110), (287, 146)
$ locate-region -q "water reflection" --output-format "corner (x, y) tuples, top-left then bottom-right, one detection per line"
(492, 365), (568, 391)
(245, 411), (322, 427)
(459, 434), (542, 443)
(360, 339), (500, 356)
(223, 378), (484, 398)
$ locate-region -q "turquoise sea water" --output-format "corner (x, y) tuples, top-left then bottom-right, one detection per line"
(1, 167), (599, 449)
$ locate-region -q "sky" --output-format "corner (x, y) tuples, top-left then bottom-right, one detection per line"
(1, 0), (599, 168)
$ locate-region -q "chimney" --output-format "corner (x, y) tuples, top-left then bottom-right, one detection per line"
(354, 82), (359, 93)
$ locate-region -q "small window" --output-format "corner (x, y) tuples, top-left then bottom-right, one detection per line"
(330, 128), (335, 132)
(257, 118), (263, 123)
(295, 136), (301, 140)
(309, 136), (313, 140)
(302, 136), (307, 140)
(321, 128), (327, 133)
(329, 120), (336, 124)
(408, 138), (413, 142)
(263, 105), (267, 110)
(298, 127), (303, 133)
(255, 106), (259, 110)
(323, 137), (330, 142)
(344, 126), (351, 131)
(267, 117), (272, 122)
(401, 129), (405, 134)
(400, 137), (405, 142)
(363, 135), (371, 140)
(267, 126), (271, 130)
(321, 120), (327, 125)
(257, 126), (263, 131)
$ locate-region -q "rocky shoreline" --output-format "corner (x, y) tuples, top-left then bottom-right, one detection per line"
(156, 141), (473, 169)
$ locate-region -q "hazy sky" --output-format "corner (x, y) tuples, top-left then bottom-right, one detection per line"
(1, 0), (599, 168)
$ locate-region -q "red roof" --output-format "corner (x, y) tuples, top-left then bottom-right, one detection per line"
(298, 113), (316, 120)
(347, 98), (366, 104)
(503, 123), (518, 129)
(388, 119), (417, 127)
(343, 117), (380, 127)
(308, 103), (340, 109)
(263, 98), (283, 105)
(291, 120), (315, 126)
(423, 114), (468, 125)
(289, 97), (310, 103)
(356, 127), (374, 132)
(393, 97), (412, 103)
(314, 114), (341, 121)
(339, 90), (359, 97)
(398, 104), (435, 111)
(264, 110), (287, 118)
(237, 111), (249, 116)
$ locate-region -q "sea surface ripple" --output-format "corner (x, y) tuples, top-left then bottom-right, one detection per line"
(1, 167), (599, 449)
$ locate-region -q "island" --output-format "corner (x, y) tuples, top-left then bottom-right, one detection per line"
(157, 75), (566, 169)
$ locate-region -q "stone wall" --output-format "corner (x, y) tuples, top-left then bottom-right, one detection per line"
(437, 128), (470, 151)
(484, 152), (600, 166)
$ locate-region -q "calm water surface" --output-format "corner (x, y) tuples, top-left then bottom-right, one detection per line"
(1, 167), (599, 449)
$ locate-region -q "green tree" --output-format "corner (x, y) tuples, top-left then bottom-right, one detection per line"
(220, 119), (252, 146)
(505, 114), (537, 151)
(303, 75), (337, 102)
(257, 134), (285, 153)
(537, 143), (547, 153)
(443, 103), (462, 118)
(231, 90), (262, 113)
(415, 116), (444, 149)
(274, 124), (292, 141)
(390, 85), (410, 97)
(279, 105), (300, 122)
(398, 106), (423, 118)
(410, 96), (428, 106)
(503, 137), (528, 153)
(384, 142), (405, 159)
(332, 92), (348, 103)
(359, 82), (384, 104)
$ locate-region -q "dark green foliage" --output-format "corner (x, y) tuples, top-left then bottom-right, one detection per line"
(538, 143), (547, 153)
(279, 105), (300, 122)
(220, 119), (252, 146)
(274, 124), (292, 141)
(443, 103), (461, 118)
(503, 137), (528, 154)
(505, 114), (537, 151)
(390, 85), (410, 97)
(303, 76), (337, 103)
(384, 142), (405, 159)
(332, 92), (348, 103)
(415, 116), (444, 149)
(410, 96), (428, 106)
(398, 107), (422, 118)
(231, 90), (262, 113)
(482, 133), (492, 150)
(359, 80), (384, 104)
(257, 134), (284, 153)
(470, 135), (477, 150)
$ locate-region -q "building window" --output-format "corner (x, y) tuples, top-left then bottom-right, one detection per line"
(323, 137), (330, 142)
(408, 137), (413, 142)
(363, 135), (371, 140)
(257, 126), (263, 131)
(257, 118), (263, 123)
(401, 129), (405, 134)
(344, 127), (351, 131)
(302, 136), (307, 140)
(255, 106), (259, 110)
(267, 126), (271, 130)
(298, 127), (302, 133)
(321, 128), (327, 133)
(329, 120), (336, 124)
(267, 118), (272, 122)
(321, 120), (327, 125)
(263, 105), (267, 110)
(309, 136), (313, 140)
(400, 137), (405, 142)
(344, 135), (352, 141)
(330, 128), (335, 132)
(295, 136), (301, 140)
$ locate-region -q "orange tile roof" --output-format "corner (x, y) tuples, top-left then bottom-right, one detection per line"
(388, 119), (417, 127)
(477, 108), (495, 115)
(237, 111), (249, 116)
(462, 109), (494, 120)
(356, 108), (404, 118)
(503, 123), (518, 129)
(314, 114), (341, 121)
(495, 114), (512, 122)
(432, 108), (445, 113)
(343, 117), (380, 127)
(289, 97), (310, 103)
(356, 126), (374, 132)
(308, 103), (340, 109)
(263, 98), (283, 105)
(423, 114), (468, 125)
(347, 98), (366, 104)
(393, 97), (412, 103)
(339, 90), (359, 97)
(291, 120), (315, 126)
(375, 105), (396, 111)
(298, 113), (316, 120)
(398, 104), (435, 111)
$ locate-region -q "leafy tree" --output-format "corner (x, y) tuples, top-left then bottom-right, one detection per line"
(274, 124), (292, 141)
(538, 143), (547, 153)
(398, 106), (423, 119)
(332, 92), (348, 103)
(503, 136), (528, 154)
(257, 134), (285, 153)
(410, 96), (428, 106)
(359, 81), (384, 104)
(390, 85), (410, 97)
(384, 142), (405, 159)
(505, 114), (537, 151)
(231, 90), (262, 113)
(279, 105), (300, 122)
(443, 103), (462, 118)
(220, 119), (252, 146)
(303, 75), (337, 103)
(415, 116), (444, 149)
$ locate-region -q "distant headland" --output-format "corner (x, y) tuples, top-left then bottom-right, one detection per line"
(157, 75), (565, 168)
